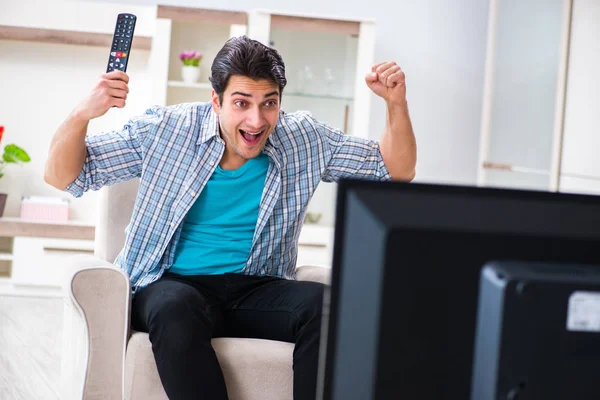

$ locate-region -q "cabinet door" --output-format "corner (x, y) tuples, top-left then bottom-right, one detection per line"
(247, 11), (375, 138)
(560, 0), (600, 180)
(479, 0), (570, 191)
(269, 27), (357, 133)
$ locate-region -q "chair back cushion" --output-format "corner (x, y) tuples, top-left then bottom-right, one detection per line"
(95, 179), (139, 263)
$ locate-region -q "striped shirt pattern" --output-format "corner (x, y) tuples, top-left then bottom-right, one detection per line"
(65, 102), (391, 293)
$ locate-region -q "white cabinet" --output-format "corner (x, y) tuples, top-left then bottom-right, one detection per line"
(478, 0), (600, 198)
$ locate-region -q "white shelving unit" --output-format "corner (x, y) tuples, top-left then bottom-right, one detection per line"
(150, 6), (375, 138)
(149, 6), (377, 229)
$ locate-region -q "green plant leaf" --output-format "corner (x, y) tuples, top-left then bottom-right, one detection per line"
(3, 144), (31, 163)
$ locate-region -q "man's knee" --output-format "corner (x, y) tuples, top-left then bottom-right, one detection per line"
(144, 281), (211, 335)
(297, 281), (326, 322)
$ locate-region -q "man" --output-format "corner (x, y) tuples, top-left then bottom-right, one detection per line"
(45, 36), (416, 400)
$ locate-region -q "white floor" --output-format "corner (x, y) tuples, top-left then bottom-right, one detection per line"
(0, 294), (63, 400)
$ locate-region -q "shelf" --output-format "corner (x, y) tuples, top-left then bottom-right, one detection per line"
(157, 5), (246, 24)
(168, 81), (212, 89)
(167, 82), (353, 102)
(0, 217), (95, 240)
(482, 161), (550, 176)
(270, 13), (360, 35)
(285, 92), (353, 102)
(0, 253), (13, 262)
(0, 25), (152, 50)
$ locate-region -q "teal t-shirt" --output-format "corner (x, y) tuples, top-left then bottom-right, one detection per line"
(170, 154), (270, 275)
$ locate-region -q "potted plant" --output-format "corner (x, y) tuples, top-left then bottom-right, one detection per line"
(0, 125), (31, 217)
(180, 50), (204, 83)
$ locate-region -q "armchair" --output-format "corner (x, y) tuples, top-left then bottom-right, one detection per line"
(60, 179), (331, 400)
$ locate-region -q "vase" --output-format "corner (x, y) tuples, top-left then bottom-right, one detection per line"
(0, 193), (6, 218)
(181, 66), (201, 84)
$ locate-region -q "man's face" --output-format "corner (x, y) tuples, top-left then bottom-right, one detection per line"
(211, 75), (281, 169)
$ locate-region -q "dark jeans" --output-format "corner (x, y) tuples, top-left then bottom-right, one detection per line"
(131, 272), (325, 400)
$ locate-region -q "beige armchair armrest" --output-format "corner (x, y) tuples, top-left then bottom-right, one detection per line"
(61, 254), (131, 400)
(296, 265), (331, 285)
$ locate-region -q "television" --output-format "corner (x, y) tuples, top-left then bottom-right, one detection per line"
(472, 260), (600, 399)
(317, 180), (600, 400)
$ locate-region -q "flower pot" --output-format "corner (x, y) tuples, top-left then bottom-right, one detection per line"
(0, 193), (7, 218)
(181, 66), (201, 84)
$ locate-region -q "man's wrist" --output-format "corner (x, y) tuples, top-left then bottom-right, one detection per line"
(70, 107), (92, 127)
(386, 99), (409, 112)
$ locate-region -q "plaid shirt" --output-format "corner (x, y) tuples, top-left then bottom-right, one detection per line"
(66, 102), (391, 293)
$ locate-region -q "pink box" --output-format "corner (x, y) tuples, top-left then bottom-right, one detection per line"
(20, 196), (70, 222)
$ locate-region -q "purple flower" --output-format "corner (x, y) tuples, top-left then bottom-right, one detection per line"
(180, 50), (204, 66)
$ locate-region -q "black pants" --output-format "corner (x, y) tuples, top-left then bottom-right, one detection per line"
(131, 272), (325, 400)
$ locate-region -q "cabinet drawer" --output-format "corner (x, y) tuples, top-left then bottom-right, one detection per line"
(297, 243), (332, 268)
(297, 225), (334, 268)
(12, 237), (95, 287)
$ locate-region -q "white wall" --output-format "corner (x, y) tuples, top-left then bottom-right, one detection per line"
(80, 0), (491, 186)
(0, 0), (155, 222)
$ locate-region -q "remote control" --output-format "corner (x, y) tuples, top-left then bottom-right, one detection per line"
(106, 13), (137, 73)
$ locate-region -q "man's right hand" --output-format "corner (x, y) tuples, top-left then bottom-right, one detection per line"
(73, 71), (130, 121)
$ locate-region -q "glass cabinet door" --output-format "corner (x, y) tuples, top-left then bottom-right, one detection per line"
(478, 0), (570, 191)
(269, 25), (357, 136)
(246, 11), (375, 227)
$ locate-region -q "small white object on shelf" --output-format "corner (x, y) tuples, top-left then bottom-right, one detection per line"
(181, 65), (201, 83)
(20, 196), (69, 222)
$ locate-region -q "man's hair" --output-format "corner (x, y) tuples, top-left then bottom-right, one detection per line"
(209, 36), (287, 104)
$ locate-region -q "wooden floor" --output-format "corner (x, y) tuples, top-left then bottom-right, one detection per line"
(0, 295), (63, 400)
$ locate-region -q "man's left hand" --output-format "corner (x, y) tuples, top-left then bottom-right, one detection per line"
(365, 62), (406, 106)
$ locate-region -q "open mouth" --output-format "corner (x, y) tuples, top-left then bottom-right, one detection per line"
(239, 129), (265, 146)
